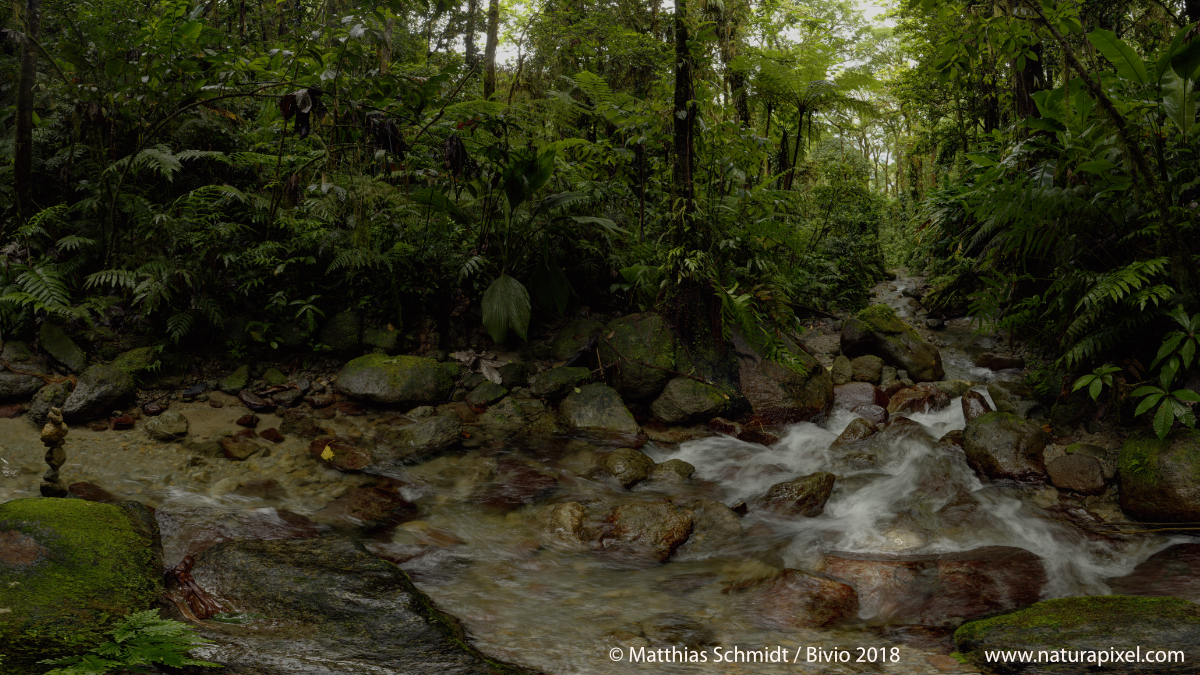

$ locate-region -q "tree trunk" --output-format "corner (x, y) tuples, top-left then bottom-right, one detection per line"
(465, 0), (477, 69)
(14, 0), (41, 221)
(483, 0), (499, 98)
(671, 0), (695, 240)
(1012, 42), (1044, 120)
(381, 17), (394, 72)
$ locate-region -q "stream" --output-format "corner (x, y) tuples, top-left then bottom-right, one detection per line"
(0, 276), (1192, 675)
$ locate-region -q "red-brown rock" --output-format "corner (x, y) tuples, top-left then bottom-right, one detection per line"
(754, 472), (835, 516)
(335, 401), (367, 416)
(887, 387), (949, 415)
(304, 394), (336, 408)
(238, 390), (275, 413)
(475, 460), (559, 510)
(315, 485), (418, 530)
(220, 435), (262, 460)
(961, 390), (992, 422)
(235, 413), (259, 428)
(309, 436), (373, 471)
(735, 569), (859, 629)
(604, 500), (693, 562)
(833, 418), (877, 446)
(67, 482), (122, 503)
(142, 402), (165, 416)
(258, 427), (285, 444)
(834, 382), (889, 411)
(707, 417), (742, 435)
(111, 415), (136, 430)
(0, 403), (25, 418)
(1046, 453), (1106, 495)
(737, 428), (781, 446)
(851, 404), (888, 425)
(1108, 544), (1200, 602)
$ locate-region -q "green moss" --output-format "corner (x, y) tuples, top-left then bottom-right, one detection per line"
(108, 346), (160, 375)
(856, 304), (911, 334)
(955, 596), (1200, 646)
(262, 367), (288, 386)
(0, 498), (163, 666)
(220, 364), (250, 393)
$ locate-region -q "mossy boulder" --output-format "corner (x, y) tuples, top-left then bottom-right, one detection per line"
(38, 323), (86, 374)
(262, 367), (288, 386)
(1119, 429), (1200, 522)
(368, 414), (462, 469)
(28, 380), (74, 427)
(466, 381), (508, 406)
(61, 364), (134, 422)
(840, 305), (944, 382)
(603, 447), (655, 488)
(558, 383), (639, 436)
(335, 354), (454, 407)
(649, 377), (730, 424)
(318, 311), (362, 353)
(850, 355), (884, 383)
(219, 365), (250, 394)
(831, 355), (853, 385)
(529, 366), (591, 400)
(732, 331), (832, 425)
(0, 346), (48, 402)
(107, 347), (159, 376)
(0, 498), (163, 670)
(954, 596), (1200, 674)
(362, 326), (400, 354)
(597, 312), (676, 400)
(549, 318), (605, 361)
(477, 396), (528, 432)
(497, 361), (535, 388)
(963, 412), (1048, 481)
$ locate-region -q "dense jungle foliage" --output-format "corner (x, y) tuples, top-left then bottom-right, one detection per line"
(1, 0), (1199, 414)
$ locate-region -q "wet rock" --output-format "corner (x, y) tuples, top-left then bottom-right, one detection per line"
(476, 396), (526, 431)
(831, 355), (853, 385)
(825, 547), (1045, 627)
(219, 365), (250, 394)
(108, 347), (159, 375)
(954, 596), (1200, 674)
(675, 500), (742, 556)
(851, 355), (884, 383)
(604, 500), (693, 562)
(755, 472), (835, 516)
(279, 409), (323, 438)
(936, 430), (966, 454)
(271, 388), (303, 408)
(142, 401), (165, 416)
(238, 390), (276, 413)
(887, 386), (950, 415)
(598, 312), (676, 400)
(0, 365), (48, 403)
(642, 423), (708, 445)
(259, 428), (285, 444)
(851, 404), (889, 425)
(961, 390), (992, 422)
(466, 380), (508, 406)
(235, 413), (259, 428)
(737, 428), (781, 446)
(38, 322), (86, 373)
(834, 381), (890, 410)
(475, 460), (558, 510)
(0, 402), (25, 418)
(963, 412), (1048, 481)
(840, 305), (944, 382)
(335, 400), (367, 416)
(220, 435), (263, 461)
(929, 379), (974, 398)
(650, 377), (729, 424)
(185, 536), (520, 675)
(27, 380), (73, 426)
(111, 414), (136, 430)
(529, 366), (592, 399)
(1046, 454), (1106, 495)
(549, 318), (605, 361)
(528, 502), (589, 552)
(304, 393), (336, 408)
(734, 569), (859, 629)
(497, 361), (535, 388)
(145, 410), (188, 441)
(262, 368), (288, 386)
(649, 458), (695, 482)
(315, 485), (417, 530)
(311, 437), (372, 472)
(640, 613), (717, 650)
(67, 482), (122, 503)
(975, 353), (1025, 371)
(1119, 429), (1200, 522)
(987, 380), (1046, 420)
(62, 364), (134, 422)
(833, 417), (877, 445)
(371, 414), (462, 467)
(734, 331), (832, 424)
(1108, 544), (1200, 601)
(0, 498), (162, 669)
(881, 379), (908, 397)
(603, 447), (655, 487)
(707, 417), (741, 435)
(558, 383), (639, 436)
(335, 354), (454, 407)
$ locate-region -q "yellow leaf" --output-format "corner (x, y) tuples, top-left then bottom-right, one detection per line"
(574, 387), (581, 393)
(320, 445), (334, 460)
(387, 323), (395, 331)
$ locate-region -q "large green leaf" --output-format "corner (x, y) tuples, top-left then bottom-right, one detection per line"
(1172, 38), (1200, 82)
(1087, 30), (1148, 85)
(1164, 69), (1197, 139)
(481, 274), (531, 343)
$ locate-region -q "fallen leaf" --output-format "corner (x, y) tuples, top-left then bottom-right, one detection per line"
(573, 387), (581, 393)
(461, 431), (471, 438)
(386, 323), (395, 331)
(608, 330), (616, 339)
(481, 362), (502, 384)
(320, 445), (334, 460)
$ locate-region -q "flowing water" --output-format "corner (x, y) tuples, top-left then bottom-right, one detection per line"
(0, 278), (1193, 674)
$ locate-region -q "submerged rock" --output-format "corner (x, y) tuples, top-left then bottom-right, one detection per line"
(62, 364), (134, 422)
(962, 412), (1048, 481)
(604, 500), (693, 562)
(1108, 544), (1200, 602)
(840, 305), (944, 382)
(336, 354), (454, 407)
(754, 472), (835, 516)
(734, 569), (859, 629)
(1119, 429), (1200, 522)
(145, 409), (189, 441)
(370, 414), (462, 468)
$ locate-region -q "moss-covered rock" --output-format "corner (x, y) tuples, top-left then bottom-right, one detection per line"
(831, 355), (853, 385)
(1119, 429), (1200, 522)
(262, 367), (288, 386)
(318, 311), (362, 353)
(466, 381), (508, 406)
(61, 364), (134, 422)
(850, 355), (884, 383)
(598, 312), (676, 400)
(335, 354), (454, 407)
(558, 383), (639, 436)
(219, 365), (250, 394)
(529, 366), (591, 399)
(108, 347), (159, 376)
(733, 331), (832, 425)
(963, 412), (1048, 481)
(0, 498), (163, 671)
(477, 396), (527, 432)
(649, 377), (730, 424)
(840, 305), (944, 382)
(27, 380), (74, 427)
(38, 323), (86, 374)
(549, 318), (605, 361)
(369, 414), (462, 468)
(603, 447), (655, 488)
(362, 327), (400, 354)
(497, 362), (535, 388)
(954, 596), (1200, 674)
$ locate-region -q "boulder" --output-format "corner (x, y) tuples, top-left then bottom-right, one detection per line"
(975, 353), (1025, 371)
(219, 365), (250, 394)
(108, 346), (159, 375)
(963, 412), (1048, 481)
(674, 500), (742, 556)
(61, 364), (134, 422)
(335, 354), (454, 407)
(734, 569), (859, 629)
(833, 417), (877, 445)
(987, 380), (1046, 420)
(851, 355), (884, 383)
(733, 331), (832, 424)
(1108, 544), (1200, 602)
(476, 396), (527, 432)
(887, 386), (950, 415)
(824, 547), (1045, 626)
(528, 502), (590, 553)
(603, 447), (655, 488)
(754, 472), (836, 516)
(840, 305), (944, 381)
(318, 310), (362, 353)
(145, 409), (189, 441)
(649, 377), (729, 424)
(549, 318), (605, 361)
(954, 596), (1200, 674)
(497, 361), (535, 387)
(598, 312), (676, 400)
(833, 382), (889, 410)
(0, 365), (45, 402)
(370, 414), (462, 468)
(558, 383), (639, 436)
(1046, 454), (1106, 495)
(604, 500), (693, 562)
(38, 323), (86, 373)
(650, 458), (696, 482)
(962, 390), (992, 423)
(1119, 429), (1200, 522)
(529, 366), (591, 399)
(851, 404), (888, 425)
(831, 355), (853, 385)
(0, 498), (162, 670)
(186, 536), (528, 674)
(928, 379), (974, 398)
(27, 380), (73, 426)
(465, 381), (508, 406)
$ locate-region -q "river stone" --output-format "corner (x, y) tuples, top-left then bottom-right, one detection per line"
(887, 386), (949, 415)
(649, 458), (696, 482)
(962, 390), (992, 422)
(558, 383), (639, 436)
(1046, 454), (1106, 495)
(38, 322), (86, 373)
(831, 355), (853, 385)
(466, 381), (508, 406)
(963, 412), (1048, 481)
(221, 435), (263, 461)
(733, 331), (832, 424)
(851, 355), (884, 383)
(109, 346), (159, 375)
(840, 305), (944, 382)
(262, 367), (288, 386)
(550, 318), (605, 361)
(1108, 544), (1200, 601)
(824, 547), (1045, 626)
(603, 447), (655, 487)
(851, 404), (889, 425)
(27, 380), (74, 426)
(604, 500), (693, 562)
(318, 310), (362, 353)
(371, 414), (462, 467)
(220, 365), (250, 394)
(735, 569), (859, 629)
(62, 364), (134, 422)
(954, 596), (1200, 674)
(145, 409), (189, 441)
(1119, 429), (1200, 522)
(975, 353), (1025, 371)
(649, 377), (729, 424)
(314, 485), (418, 530)
(674, 500), (742, 556)
(598, 312), (676, 400)
(336, 354), (454, 407)
(833, 382), (889, 411)
(0, 366), (45, 402)
(987, 380), (1045, 420)
(528, 502), (589, 553)
(497, 361), (535, 387)
(754, 472), (835, 516)
(529, 366), (591, 399)
(833, 417), (877, 446)
(186, 536), (528, 674)
(0, 498), (162, 671)
(476, 396), (526, 431)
